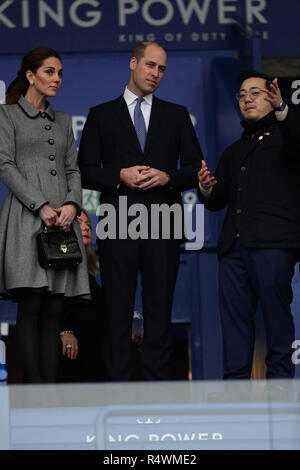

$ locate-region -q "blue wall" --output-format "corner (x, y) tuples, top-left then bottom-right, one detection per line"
(1, 46), (300, 379)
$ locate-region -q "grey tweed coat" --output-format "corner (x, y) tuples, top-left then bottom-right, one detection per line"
(0, 96), (90, 298)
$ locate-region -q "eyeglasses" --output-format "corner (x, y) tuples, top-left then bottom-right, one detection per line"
(236, 88), (267, 102)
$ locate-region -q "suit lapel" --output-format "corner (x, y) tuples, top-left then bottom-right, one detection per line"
(114, 95), (141, 153)
(144, 96), (161, 155)
(113, 95), (162, 155)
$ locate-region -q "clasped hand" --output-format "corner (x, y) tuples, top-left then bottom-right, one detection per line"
(39, 203), (77, 229)
(120, 165), (170, 190)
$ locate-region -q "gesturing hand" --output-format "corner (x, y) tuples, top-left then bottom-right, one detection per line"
(198, 160), (217, 190)
(264, 78), (283, 109)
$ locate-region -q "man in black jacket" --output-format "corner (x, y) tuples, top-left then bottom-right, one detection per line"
(198, 70), (300, 379)
(78, 42), (203, 381)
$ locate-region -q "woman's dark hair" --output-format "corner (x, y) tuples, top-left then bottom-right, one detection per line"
(6, 46), (62, 105)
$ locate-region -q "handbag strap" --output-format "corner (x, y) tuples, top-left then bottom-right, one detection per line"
(39, 222), (74, 233)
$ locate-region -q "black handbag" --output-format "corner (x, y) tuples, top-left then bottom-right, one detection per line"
(37, 223), (82, 269)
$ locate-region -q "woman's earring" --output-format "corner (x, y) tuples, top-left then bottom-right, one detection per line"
(29, 80), (34, 86)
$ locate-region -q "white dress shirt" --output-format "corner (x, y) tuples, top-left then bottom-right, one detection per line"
(123, 87), (153, 131)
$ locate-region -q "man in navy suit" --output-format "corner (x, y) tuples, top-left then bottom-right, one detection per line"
(198, 71), (300, 379)
(78, 42), (203, 381)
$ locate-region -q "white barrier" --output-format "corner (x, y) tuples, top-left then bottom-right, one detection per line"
(4, 380), (300, 450)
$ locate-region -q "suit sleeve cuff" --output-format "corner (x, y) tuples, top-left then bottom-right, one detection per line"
(275, 104), (288, 121)
(198, 182), (213, 198)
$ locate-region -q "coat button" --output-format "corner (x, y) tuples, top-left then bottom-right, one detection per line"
(236, 209), (242, 214)
(45, 125), (51, 131)
(48, 139), (54, 145)
(49, 155), (55, 161)
(237, 187), (242, 192)
(50, 169), (57, 176)
(30, 203), (35, 209)
(40, 112), (46, 118)
(241, 166), (246, 171)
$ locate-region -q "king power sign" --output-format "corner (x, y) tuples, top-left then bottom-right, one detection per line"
(0, 0), (299, 55)
(0, 0), (268, 28)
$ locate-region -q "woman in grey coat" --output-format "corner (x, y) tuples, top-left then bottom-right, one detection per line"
(0, 47), (90, 383)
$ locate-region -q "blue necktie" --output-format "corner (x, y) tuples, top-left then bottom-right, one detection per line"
(134, 97), (146, 151)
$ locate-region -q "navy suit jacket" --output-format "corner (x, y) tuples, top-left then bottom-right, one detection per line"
(78, 95), (203, 213)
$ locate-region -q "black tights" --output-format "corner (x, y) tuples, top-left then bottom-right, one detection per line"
(16, 292), (63, 383)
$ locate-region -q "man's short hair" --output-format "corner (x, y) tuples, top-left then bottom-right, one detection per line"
(238, 70), (273, 89)
(131, 41), (166, 62)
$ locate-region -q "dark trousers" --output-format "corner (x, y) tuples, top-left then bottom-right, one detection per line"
(98, 238), (180, 381)
(219, 240), (298, 379)
(16, 292), (63, 383)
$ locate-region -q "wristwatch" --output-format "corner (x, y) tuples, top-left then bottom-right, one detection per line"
(274, 101), (287, 112)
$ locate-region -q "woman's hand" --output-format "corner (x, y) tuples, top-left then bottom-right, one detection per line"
(54, 204), (77, 229)
(39, 204), (59, 228)
(60, 331), (78, 360)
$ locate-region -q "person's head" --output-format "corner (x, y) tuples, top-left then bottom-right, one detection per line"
(6, 46), (62, 105)
(77, 209), (99, 276)
(237, 70), (273, 122)
(128, 41), (167, 97)
(78, 209), (92, 247)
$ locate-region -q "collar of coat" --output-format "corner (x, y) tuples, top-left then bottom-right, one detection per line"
(241, 111), (277, 138)
(17, 95), (55, 121)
